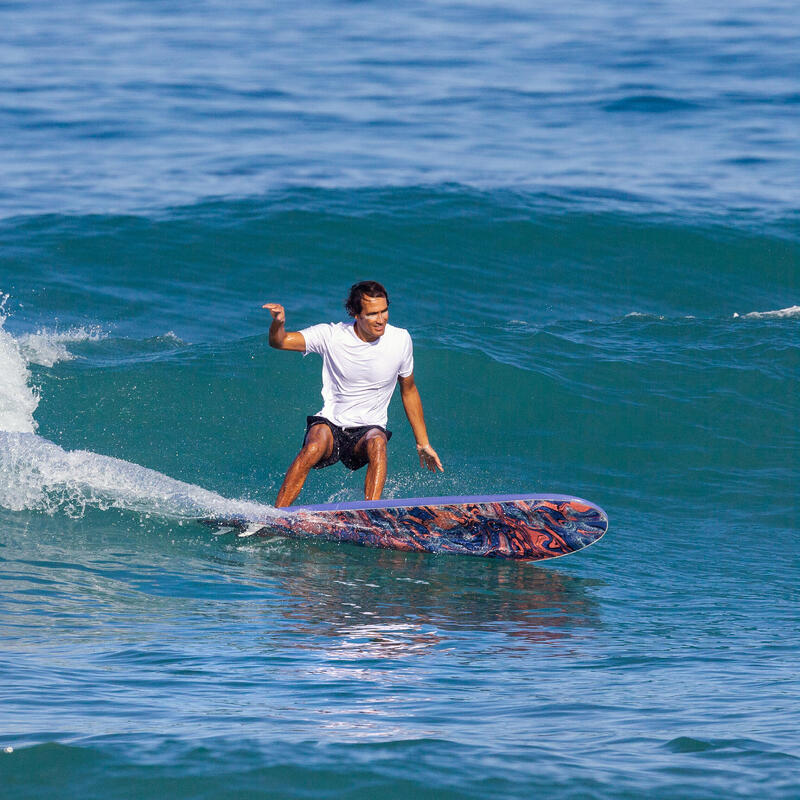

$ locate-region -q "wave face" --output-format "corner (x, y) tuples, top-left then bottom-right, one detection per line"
(2, 188), (798, 799)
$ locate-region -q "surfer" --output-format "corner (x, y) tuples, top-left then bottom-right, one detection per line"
(264, 281), (443, 507)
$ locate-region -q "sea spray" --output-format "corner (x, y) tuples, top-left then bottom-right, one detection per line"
(0, 296), (277, 522)
(0, 296), (39, 434)
(0, 431), (277, 520)
(733, 305), (800, 320)
(18, 325), (107, 368)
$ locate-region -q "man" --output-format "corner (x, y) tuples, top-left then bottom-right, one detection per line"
(263, 281), (443, 507)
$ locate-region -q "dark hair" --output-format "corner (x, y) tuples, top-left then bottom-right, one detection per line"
(345, 281), (389, 317)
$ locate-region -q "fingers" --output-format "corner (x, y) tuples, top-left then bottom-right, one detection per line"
(417, 445), (444, 472)
(429, 451), (444, 472)
(262, 302), (285, 321)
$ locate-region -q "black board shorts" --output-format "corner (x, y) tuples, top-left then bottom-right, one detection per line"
(305, 415), (392, 471)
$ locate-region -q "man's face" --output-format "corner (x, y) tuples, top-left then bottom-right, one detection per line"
(354, 294), (389, 341)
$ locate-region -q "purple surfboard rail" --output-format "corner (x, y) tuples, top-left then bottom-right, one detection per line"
(205, 493), (609, 562)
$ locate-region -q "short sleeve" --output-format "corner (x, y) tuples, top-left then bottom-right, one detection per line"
(299, 323), (332, 356)
(398, 331), (414, 377)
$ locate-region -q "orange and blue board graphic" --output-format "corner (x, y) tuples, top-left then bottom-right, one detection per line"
(204, 494), (608, 562)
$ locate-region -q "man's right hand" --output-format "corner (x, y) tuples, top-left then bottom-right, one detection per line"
(263, 303), (306, 351)
(262, 302), (285, 324)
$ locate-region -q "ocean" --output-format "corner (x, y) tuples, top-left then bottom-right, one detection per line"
(1, 1), (798, 798)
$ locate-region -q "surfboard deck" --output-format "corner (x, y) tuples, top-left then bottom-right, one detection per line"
(202, 493), (608, 562)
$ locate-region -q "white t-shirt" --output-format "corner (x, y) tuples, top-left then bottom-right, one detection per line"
(300, 321), (414, 428)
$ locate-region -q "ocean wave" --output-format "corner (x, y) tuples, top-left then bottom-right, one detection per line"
(733, 305), (800, 319)
(0, 431), (278, 521)
(0, 295), (109, 430)
(602, 94), (701, 114)
(0, 296), (39, 434)
(0, 296), (274, 522)
(18, 325), (107, 367)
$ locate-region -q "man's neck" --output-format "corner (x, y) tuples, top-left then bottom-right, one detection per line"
(353, 321), (379, 343)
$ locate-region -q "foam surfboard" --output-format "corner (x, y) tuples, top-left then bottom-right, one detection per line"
(202, 493), (608, 562)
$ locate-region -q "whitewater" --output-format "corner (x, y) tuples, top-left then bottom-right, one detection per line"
(0, 303), (277, 522)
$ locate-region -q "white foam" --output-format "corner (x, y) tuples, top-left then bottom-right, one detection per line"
(733, 305), (800, 320)
(624, 312), (666, 320)
(18, 325), (106, 367)
(0, 299), (39, 433)
(0, 295), (275, 523)
(0, 431), (278, 521)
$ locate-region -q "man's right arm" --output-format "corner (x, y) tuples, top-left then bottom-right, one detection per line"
(262, 303), (306, 351)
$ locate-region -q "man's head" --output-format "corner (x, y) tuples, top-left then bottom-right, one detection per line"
(346, 281), (389, 342)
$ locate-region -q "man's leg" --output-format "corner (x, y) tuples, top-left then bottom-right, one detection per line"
(275, 424), (334, 508)
(354, 429), (388, 501)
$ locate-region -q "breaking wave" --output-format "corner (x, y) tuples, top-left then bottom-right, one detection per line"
(0, 295), (275, 522)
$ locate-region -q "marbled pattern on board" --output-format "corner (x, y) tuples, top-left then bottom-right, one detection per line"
(209, 497), (608, 561)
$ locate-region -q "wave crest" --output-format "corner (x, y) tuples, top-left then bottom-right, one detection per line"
(0, 431), (277, 521)
(0, 294), (275, 523)
(733, 305), (800, 319)
(19, 326), (107, 367)
(0, 296), (39, 434)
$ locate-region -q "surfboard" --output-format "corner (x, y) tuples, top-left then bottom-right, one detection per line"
(202, 493), (608, 562)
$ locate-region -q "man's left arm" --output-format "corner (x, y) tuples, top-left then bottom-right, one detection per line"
(398, 373), (443, 472)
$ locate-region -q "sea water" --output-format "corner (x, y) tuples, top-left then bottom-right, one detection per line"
(1, 1), (798, 798)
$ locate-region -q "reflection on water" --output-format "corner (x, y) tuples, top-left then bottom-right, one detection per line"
(222, 540), (606, 741)
(225, 536), (603, 658)
(2, 512), (607, 745)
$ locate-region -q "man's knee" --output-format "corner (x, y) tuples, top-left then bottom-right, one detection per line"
(301, 427), (333, 463)
(301, 440), (325, 461)
(365, 432), (387, 461)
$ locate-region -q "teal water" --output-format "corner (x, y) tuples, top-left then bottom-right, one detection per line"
(2, 2), (800, 798)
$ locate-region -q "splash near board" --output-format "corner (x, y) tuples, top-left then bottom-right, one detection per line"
(202, 494), (608, 562)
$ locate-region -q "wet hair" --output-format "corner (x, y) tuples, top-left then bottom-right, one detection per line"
(345, 281), (389, 317)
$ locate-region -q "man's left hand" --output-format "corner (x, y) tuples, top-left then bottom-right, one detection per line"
(417, 444), (444, 472)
